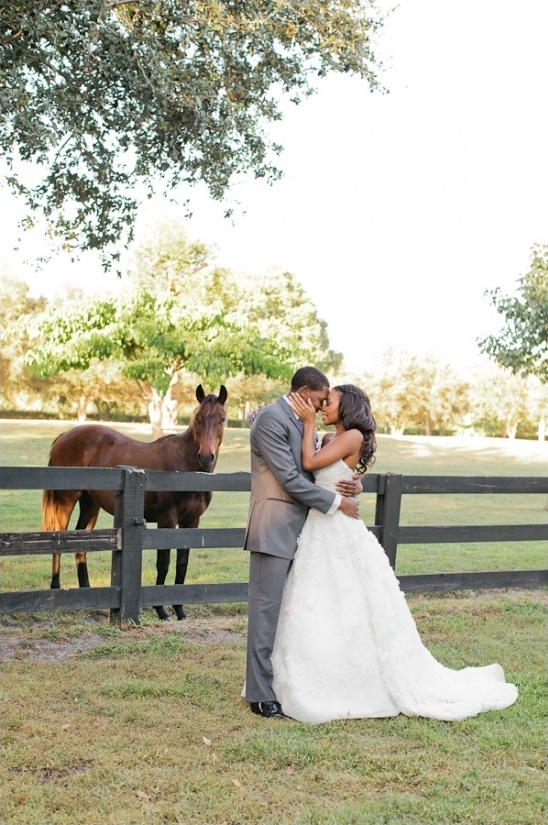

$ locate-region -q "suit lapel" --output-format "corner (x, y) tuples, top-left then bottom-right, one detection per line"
(278, 397), (303, 435)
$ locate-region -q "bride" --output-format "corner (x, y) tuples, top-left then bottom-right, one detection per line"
(271, 384), (518, 724)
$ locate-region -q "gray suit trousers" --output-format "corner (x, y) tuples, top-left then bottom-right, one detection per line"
(245, 551), (292, 703)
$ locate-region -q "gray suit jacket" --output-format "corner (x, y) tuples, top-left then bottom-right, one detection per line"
(244, 396), (336, 559)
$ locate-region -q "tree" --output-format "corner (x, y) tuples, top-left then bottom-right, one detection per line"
(478, 244), (548, 383)
(1, 1), (384, 264)
(26, 224), (341, 436)
(528, 378), (548, 442)
(0, 271), (49, 410)
(362, 350), (471, 437)
(24, 272), (241, 437)
(224, 372), (284, 424)
(468, 364), (533, 440)
(49, 359), (139, 422)
(236, 269), (343, 375)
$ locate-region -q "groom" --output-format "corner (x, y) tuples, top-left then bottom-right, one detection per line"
(244, 366), (362, 719)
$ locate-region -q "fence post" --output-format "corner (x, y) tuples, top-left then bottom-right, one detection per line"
(374, 473), (403, 570)
(110, 467), (146, 627)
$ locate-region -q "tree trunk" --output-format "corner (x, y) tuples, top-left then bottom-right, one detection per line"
(76, 394), (89, 422)
(148, 389), (164, 440)
(161, 381), (179, 430)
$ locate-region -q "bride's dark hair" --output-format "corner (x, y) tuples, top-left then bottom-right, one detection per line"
(333, 384), (377, 473)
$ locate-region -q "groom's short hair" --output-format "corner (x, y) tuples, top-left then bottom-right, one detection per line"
(291, 366), (330, 392)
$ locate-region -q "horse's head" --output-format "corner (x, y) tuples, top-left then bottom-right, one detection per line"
(192, 384), (228, 471)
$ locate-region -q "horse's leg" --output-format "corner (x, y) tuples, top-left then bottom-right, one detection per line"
(154, 548), (172, 621)
(73, 491), (100, 588)
(172, 547), (190, 620)
(45, 489), (79, 589)
(51, 554), (62, 589)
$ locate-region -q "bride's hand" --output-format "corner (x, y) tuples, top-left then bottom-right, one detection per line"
(336, 475), (363, 497)
(288, 392), (316, 424)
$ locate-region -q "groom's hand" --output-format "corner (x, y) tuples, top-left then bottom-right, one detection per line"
(338, 496), (359, 519)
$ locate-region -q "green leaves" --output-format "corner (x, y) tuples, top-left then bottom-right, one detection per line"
(24, 223), (340, 404)
(1, 1), (384, 262)
(478, 244), (548, 383)
(25, 298), (119, 375)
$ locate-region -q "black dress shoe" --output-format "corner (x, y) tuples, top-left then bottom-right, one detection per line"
(250, 700), (287, 719)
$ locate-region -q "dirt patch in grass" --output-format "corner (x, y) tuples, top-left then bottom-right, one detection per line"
(0, 609), (247, 662)
(1, 589), (544, 663)
(0, 631), (105, 661)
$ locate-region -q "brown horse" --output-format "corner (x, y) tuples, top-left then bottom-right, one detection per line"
(42, 384), (228, 620)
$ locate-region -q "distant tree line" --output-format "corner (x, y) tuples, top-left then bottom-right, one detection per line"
(1, 229), (546, 441)
(356, 350), (546, 441)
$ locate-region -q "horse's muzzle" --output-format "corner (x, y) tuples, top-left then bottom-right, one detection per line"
(197, 454), (215, 471)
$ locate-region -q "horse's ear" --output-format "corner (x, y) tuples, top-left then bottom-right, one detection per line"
(218, 385), (228, 405)
(196, 385), (205, 403)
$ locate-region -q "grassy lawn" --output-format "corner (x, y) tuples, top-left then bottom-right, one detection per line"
(1, 594), (546, 825)
(1, 420), (547, 825)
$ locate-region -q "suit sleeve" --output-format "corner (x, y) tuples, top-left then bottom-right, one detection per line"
(253, 407), (336, 514)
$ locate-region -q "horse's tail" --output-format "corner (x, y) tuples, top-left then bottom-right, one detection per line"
(43, 434), (67, 532)
(42, 488), (63, 532)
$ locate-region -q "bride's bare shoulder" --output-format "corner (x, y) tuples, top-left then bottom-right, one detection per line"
(321, 433), (336, 447)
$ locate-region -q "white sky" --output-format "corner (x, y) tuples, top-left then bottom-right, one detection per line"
(1, 0), (547, 376)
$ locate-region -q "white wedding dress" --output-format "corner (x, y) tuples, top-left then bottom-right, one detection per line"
(271, 460), (518, 724)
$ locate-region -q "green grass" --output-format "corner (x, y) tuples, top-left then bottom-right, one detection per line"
(1, 594), (546, 825)
(0, 420), (546, 591)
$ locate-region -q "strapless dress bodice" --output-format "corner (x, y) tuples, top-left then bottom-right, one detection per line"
(313, 459), (353, 493)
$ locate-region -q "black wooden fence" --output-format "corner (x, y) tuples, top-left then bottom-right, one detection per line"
(1, 466), (546, 626)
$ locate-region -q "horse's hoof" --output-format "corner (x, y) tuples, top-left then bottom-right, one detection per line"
(173, 606), (186, 621)
(154, 607), (171, 622)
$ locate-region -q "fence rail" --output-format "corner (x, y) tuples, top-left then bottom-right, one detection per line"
(1, 467), (546, 625)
